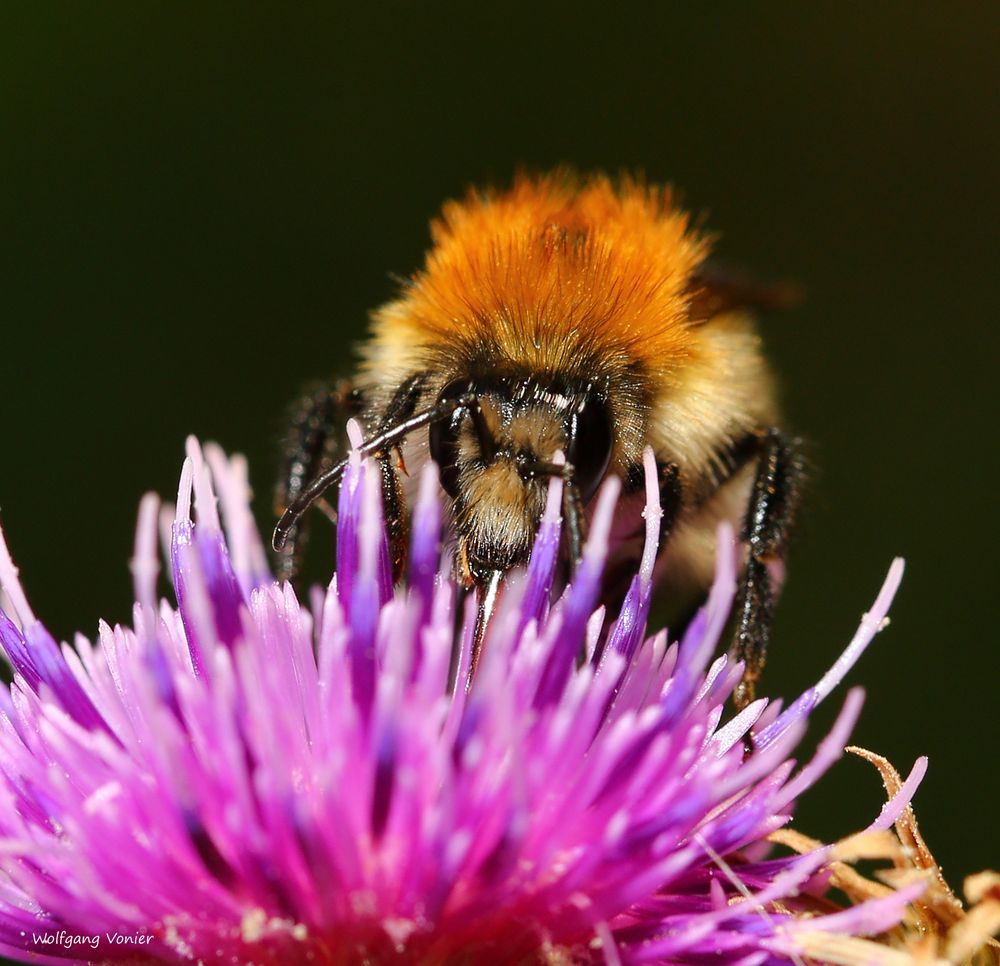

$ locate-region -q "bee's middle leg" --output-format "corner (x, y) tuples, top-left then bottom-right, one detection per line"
(275, 380), (363, 584)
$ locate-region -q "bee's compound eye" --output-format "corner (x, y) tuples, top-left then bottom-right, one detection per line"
(566, 397), (613, 503)
(429, 379), (474, 498)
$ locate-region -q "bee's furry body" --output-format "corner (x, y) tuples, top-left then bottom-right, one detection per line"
(276, 173), (800, 704)
(358, 177), (777, 586)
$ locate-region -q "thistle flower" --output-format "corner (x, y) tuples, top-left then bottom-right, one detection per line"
(0, 436), (927, 965)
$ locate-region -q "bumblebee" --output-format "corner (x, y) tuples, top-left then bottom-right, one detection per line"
(274, 173), (802, 707)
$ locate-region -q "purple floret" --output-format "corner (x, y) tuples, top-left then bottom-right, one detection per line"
(0, 436), (922, 965)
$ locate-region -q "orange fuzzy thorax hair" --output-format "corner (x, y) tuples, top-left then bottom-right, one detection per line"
(370, 173), (710, 383)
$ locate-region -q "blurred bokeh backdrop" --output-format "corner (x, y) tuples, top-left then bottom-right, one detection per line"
(1, 0), (997, 899)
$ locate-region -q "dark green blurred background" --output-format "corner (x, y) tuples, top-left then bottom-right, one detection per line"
(1, 0), (996, 904)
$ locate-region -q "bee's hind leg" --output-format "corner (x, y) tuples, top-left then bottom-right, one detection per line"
(730, 429), (804, 711)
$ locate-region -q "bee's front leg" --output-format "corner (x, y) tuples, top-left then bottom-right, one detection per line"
(375, 450), (410, 583)
(368, 373), (428, 582)
(730, 429), (804, 710)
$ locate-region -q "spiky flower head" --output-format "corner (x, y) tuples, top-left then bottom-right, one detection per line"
(0, 437), (926, 964)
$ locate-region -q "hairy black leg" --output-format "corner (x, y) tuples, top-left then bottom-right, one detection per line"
(273, 382), (485, 555)
(274, 381), (362, 583)
(730, 429), (804, 710)
(562, 476), (586, 572)
(522, 459), (591, 576)
(623, 458), (682, 536)
(595, 461), (683, 642)
(370, 375), (426, 580)
(656, 462), (683, 547)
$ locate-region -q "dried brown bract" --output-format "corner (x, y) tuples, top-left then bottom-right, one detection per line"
(771, 748), (1000, 965)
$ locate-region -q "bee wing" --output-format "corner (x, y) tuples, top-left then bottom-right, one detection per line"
(687, 261), (802, 324)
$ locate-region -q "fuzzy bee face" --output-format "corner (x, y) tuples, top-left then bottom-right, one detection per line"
(427, 374), (613, 581)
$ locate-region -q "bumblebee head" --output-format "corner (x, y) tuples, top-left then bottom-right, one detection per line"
(428, 372), (613, 583)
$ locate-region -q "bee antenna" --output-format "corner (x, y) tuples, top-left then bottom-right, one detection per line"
(271, 393), (479, 554)
(272, 457), (349, 552)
